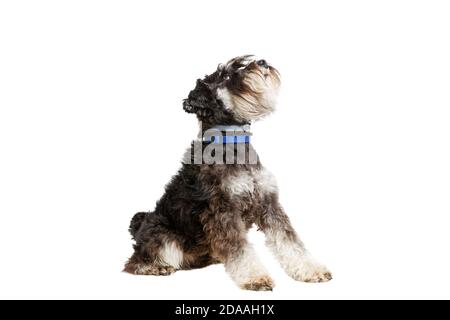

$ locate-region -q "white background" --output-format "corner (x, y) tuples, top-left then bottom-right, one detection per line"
(1, 1), (449, 300)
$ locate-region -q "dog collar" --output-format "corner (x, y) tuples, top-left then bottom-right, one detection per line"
(202, 124), (252, 144)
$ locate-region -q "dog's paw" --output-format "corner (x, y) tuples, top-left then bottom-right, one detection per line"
(156, 266), (177, 276)
(288, 255), (332, 283)
(131, 264), (176, 276)
(241, 275), (275, 291)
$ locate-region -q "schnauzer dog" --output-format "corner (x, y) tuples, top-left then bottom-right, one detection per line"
(124, 55), (332, 290)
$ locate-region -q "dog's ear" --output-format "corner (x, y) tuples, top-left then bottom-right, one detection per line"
(182, 79), (217, 118)
(182, 98), (196, 114)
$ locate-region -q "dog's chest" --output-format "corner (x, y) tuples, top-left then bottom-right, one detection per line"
(221, 167), (278, 198)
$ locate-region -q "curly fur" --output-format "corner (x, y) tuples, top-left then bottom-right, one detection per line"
(124, 55), (331, 290)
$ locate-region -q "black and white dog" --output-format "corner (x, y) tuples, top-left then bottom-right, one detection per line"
(124, 56), (332, 291)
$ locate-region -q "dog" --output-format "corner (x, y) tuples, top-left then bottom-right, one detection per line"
(124, 55), (332, 290)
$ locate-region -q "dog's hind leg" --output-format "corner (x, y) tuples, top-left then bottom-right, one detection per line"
(124, 251), (177, 276)
(124, 213), (183, 276)
(124, 238), (183, 276)
(124, 239), (185, 276)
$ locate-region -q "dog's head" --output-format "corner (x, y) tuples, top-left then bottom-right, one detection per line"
(183, 55), (281, 126)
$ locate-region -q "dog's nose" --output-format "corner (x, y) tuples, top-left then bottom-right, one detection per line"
(256, 59), (269, 68)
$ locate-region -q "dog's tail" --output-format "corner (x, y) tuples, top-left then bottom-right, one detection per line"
(129, 211), (148, 239)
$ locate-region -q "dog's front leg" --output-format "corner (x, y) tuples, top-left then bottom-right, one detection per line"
(202, 211), (274, 291)
(257, 204), (332, 283)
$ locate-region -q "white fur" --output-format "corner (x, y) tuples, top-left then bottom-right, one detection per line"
(216, 87), (234, 110)
(159, 241), (184, 269)
(230, 68), (280, 122)
(217, 58), (280, 122)
(253, 167), (278, 194)
(265, 230), (331, 282)
(222, 171), (254, 196)
(222, 168), (278, 197)
(225, 243), (270, 288)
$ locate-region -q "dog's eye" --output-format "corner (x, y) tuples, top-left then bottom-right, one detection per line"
(224, 75), (230, 81)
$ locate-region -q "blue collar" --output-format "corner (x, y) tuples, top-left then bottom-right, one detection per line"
(202, 124), (252, 144)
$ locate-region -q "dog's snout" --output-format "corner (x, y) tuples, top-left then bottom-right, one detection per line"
(256, 59), (269, 68)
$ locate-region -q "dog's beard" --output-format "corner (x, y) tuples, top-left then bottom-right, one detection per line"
(218, 66), (281, 122)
